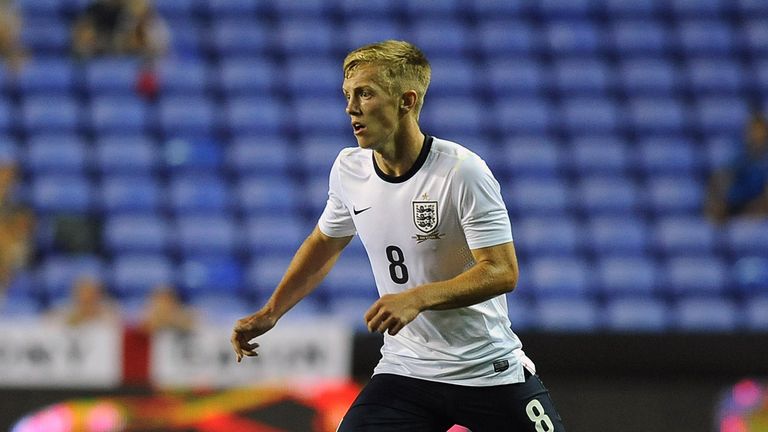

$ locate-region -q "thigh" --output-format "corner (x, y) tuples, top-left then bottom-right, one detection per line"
(454, 372), (566, 432)
(338, 374), (453, 432)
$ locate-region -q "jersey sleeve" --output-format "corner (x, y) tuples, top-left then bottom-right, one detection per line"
(317, 151), (357, 238)
(453, 155), (513, 250)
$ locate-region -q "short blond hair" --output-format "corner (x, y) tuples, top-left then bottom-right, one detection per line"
(343, 40), (431, 115)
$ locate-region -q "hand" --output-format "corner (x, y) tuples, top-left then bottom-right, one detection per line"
(364, 292), (422, 336)
(231, 309), (277, 363)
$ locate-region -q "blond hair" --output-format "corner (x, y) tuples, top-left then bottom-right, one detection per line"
(343, 40), (431, 115)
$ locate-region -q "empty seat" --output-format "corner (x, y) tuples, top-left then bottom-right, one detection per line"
(664, 256), (728, 294)
(25, 134), (87, 174)
(157, 96), (219, 137)
(285, 57), (339, 96)
(269, 0), (329, 16)
(568, 135), (630, 174)
(276, 19), (335, 55)
(244, 215), (307, 255)
(17, 58), (76, 94)
(577, 176), (641, 215)
(100, 175), (161, 214)
(410, 19), (470, 56)
(671, 0), (728, 16)
(205, 0), (258, 17)
(153, 0), (196, 16)
(646, 176), (704, 214)
(694, 97), (749, 134)
(530, 257), (591, 298)
(606, 0), (661, 15)
(20, 95), (81, 132)
(292, 98), (349, 134)
(539, 0), (595, 16)
(404, 0), (463, 15)
(560, 97), (621, 133)
(685, 59), (745, 94)
(504, 178), (571, 216)
(322, 256), (377, 297)
(90, 96), (148, 134)
(179, 255), (243, 296)
(534, 298), (600, 331)
(636, 136), (699, 175)
(188, 293), (253, 325)
(742, 20), (768, 54)
(344, 19), (403, 49)
(237, 176), (301, 215)
(476, 20), (538, 56)
(732, 257), (768, 294)
(103, 215), (171, 253)
(163, 137), (224, 172)
(610, 19), (670, 54)
(0, 100), (13, 133)
(514, 217), (582, 256)
(553, 58), (613, 94)
(328, 296), (380, 331)
(209, 19), (269, 55)
(84, 57), (142, 95)
(677, 20), (734, 54)
(545, 20), (602, 54)
(744, 295), (768, 331)
(421, 97), (484, 135)
(217, 57), (276, 95)
(598, 257), (659, 295)
(619, 58), (679, 95)
(653, 216), (717, 254)
(471, 0), (530, 16)
(495, 99), (554, 134)
(299, 135), (348, 176)
(226, 135), (290, 176)
(175, 214), (240, 255)
(586, 216), (649, 256)
(0, 136), (18, 162)
(627, 97), (688, 133)
(37, 255), (106, 300)
(20, 19), (70, 55)
(111, 254), (174, 298)
(168, 175), (231, 214)
(225, 97), (286, 135)
(428, 59), (478, 97)
(31, 174), (94, 213)
(246, 253), (294, 297)
(483, 58), (546, 95)
(94, 135), (158, 174)
(605, 297), (669, 331)
(674, 297), (739, 331)
(503, 136), (562, 177)
(156, 60), (210, 94)
(724, 220), (768, 255)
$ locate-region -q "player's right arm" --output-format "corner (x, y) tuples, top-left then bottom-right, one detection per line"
(231, 226), (352, 362)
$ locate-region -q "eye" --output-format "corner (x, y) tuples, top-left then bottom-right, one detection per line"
(360, 89), (372, 98)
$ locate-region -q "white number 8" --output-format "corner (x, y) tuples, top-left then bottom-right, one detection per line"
(525, 399), (555, 432)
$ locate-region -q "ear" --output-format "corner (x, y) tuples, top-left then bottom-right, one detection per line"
(400, 90), (418, 113)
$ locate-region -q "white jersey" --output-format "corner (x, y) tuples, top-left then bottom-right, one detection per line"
(318, 136), (531, 386)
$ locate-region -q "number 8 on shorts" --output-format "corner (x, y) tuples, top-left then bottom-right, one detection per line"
(525, 399), (555, 432)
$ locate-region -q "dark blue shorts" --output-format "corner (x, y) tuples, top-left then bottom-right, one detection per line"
(338, 370), (566, 432)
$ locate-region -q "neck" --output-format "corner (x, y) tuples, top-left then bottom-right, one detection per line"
(373, 118), (425, 177)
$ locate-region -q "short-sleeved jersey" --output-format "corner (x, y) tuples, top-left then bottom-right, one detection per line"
(318, 136), (531, 386)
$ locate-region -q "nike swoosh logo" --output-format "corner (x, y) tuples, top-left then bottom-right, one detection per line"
(353, 206), (372, 215)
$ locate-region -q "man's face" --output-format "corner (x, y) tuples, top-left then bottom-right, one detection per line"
(342, 64), (400, 150)
(747, 117), (768, 156)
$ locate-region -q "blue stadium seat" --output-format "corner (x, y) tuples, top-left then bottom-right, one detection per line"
(188, 293), (253, 325)
(677, 20), (734, 55)
(0, 100), (13, 134)
(686, 59), (745, 94)
(627, 97), (688, 133)
(484, 58), (547, 95)
(410, 19), (470, 57)
(0, 136), (18, 163)
(553, 58), (614, 94)
(724, 220), (768, 256)
(205, 0), (258, 16)
(653, 216), (717, 254)
(293, 98), (349, 135)
(285, 57), (339, 96)
(20, 19), (70, 55)
(530, 257), (591, 297)
(636, 136), (699, 175)
(506, 296), (536, 330)
(732, 257), (768, 294)
(586, 216), (649, 256)
(168, 174), (231, 214)
(237, 176), (301, 216)
(560, 97), (621, 133)
(475, 20), (538, 56)
(25, 134), (87, 174)
(545, 20), (602, 55)
(404, 0), (463, 15)
(338, 0), (397, 16)
(103, 215), (171, 253)
(737, 0), (768, 14)
(744, 295), (768, 331)
(428, 59), (478, 97)
(90, 96), (148, 134)
(20, 95), (81, 132)
(179, 255), (243, 296)
(299, 135), (349, 176)
(99, 175), (161, 214)
(568, 135), (629, 174)
(514, 216), (582, 256)
(605, 0), (661, 15)
(246, 253), (293, 298)
(16, 0), (64, 15)
(344, 19), (403, 50)
(304, 175), (331, 216)
(605, 297), (669, 332)
(276, 19), (335, 55)
(756, 59), (768, 93)
(674, 297), (739, 331)
(156, 60), (210, 94)
(175, 215), (239, 255)
(598, 257), (659, 295)
(209, 19), (269, 56)
(664, 256), (728, 294)
(328, 296), (380, 331)
(695, 97), (749, 134)
(619, 58), (679, 95)
(496, 99), (555, 134)
(539, 0), (595, 16)
(84, 57), (141, 95)
(471, 0), (531, 16)
(322, 256), (377, 297)
(111, 254), (175, 298)
(31, 174), (94, 213)
(534, 298), (600, 332)
(0, 295), (42, 318)
(268, 0), (329, 16)
(244, 215), (307, 255)
(577, 176), (641, 215)
(671, 0), (729, 16)
(163, 137), (224, 172)
(17, 58), (76, 94)
(226, 135), (291, 176)
(504, 178), (571, 216)
(646, 176), (704, 215)
(94, 135), (158, 174)
(742, 20), (768, 54)
(503, 136), (562, 177)
(217, 57), (276, 95)
(157, 96), (218, 137)
(165, 22), (204, 58)
(420, 97), (484, 135)
(610, 19), (670, 55)
(37, 255), (106, 301)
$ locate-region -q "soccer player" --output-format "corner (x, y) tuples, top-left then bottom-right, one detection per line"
(231, 40), (566, 431)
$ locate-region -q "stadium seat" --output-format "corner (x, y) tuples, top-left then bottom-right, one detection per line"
(732, 257), (768, 294)
(16, 58), (76, 94)
(226, 135), (291, 176)
(94, 135), (159, 174)
(299, 135), (349, 176)
(534, 298), (600, 332)
(276, 18), (335, 55)
(673, 297), (739, 331)
(724, 220), (768, 256)
(188, 293), (253, 325)
(168, 174), (231, 214)
(636, 136), (699, 175)
(153, 0), (197, 16)
(586, 216), (649, 256)
(428, 58), (478, 97)
(744, 295), (768, 331)
(545, 20), (602, 55)
(704, 135), (739, 172)
(338, 0), (397, 16)
(605, 297), (669, 332)
(16, 0), (64, 16)
(244, 215), (308, 255)
(610, 19), (670, 55)
(420, 97), (484, 135)
(685, 59), (745, 94)
(103, 215), (171, 254)
(245, 253), (294, 298)
(470, 0), (530, 16)
(664, 256), (728, 294)
(503, 136), (562, 177)
(328, 296), (380, 331)
(670, 0), (729, 16)
(37, 255), (106, 301)
(506, 296), (536, 331)
(495, 99), (554, 134)
(553, 58), (614, 94)
(292, 98), (350, 135)
(25, 134), (87, 174)
(344, 19), (404, 50)
(157, 96), (219, 137)
(0, 136), (18, 162)
(175, 215), (240, 255)
(619, 58), (679, 95)
(568, 135), (630, 175)
(90, 96), (148, 134)
(676, 20), (734, 55)
(403, 0), (463, 16)
(225, 97), (286, 136)
(268, 0), (329, 16)
(627, 97), (688, 133)
(322, 256), (377, 297)
(31, 174), (94, 213)
(99, 175), (161, 214)
(504, 178), (571, 216)
(577, 176), (641, 215)
(559, 97), (622, 133)
(20, 19), (70, 55)
(209, 19), (269, 56)
(236, 176), (301, 216)
(217, 57), (276, 96)
(84, 57), (141, 95)
(539, 0), (595, 16)
(736, 0), (768, 15)
(598, 257), (659, 295)
(694, 97), (749, 134)
(111, 254), (174, 298)
(742, 20), (768, 55)
(164, 22), (204, 58)
(179, 255), (243, 296)
(653, 216), (717, 254)
(512, 217), (582, 257)
(483, 58), (547, 95)
(529, 257), (591, 298)
(20, 95), (81, 132)
(163, 137), (224, 172)
(205, 0), (258, 17)
(605, 0), (660, 15)
(475, 20), (538, 56)
(410, 19), (470, 57)
(156, 60), (210, 95)
(304, 175), (332, 216)
(0, 100), (13, 133)
(645, 176), (704, 215)
(285, 57), (339, 96)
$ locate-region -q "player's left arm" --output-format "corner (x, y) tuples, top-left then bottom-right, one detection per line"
(365, 241), (518, 335)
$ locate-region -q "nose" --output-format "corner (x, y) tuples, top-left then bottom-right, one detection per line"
(346, 96), (360, 116)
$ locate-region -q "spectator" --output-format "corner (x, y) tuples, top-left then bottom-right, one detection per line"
(706, 111), (768, 223)
(0, 162), (34, 293)
(138, 284), (196, 333)
(72, 0), (169, 60)
(48, 276), (120, 326)
(0, 0), (27, 71)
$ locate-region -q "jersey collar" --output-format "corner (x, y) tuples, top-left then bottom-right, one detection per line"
(373, 135), (434, 184)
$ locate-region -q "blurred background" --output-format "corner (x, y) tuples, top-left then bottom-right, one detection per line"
(0, 0), (767, 431)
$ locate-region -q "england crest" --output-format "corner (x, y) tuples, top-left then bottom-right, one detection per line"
(412, 201), (438, 233)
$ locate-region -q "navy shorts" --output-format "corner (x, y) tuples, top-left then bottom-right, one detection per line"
(338, 369), (566, 432)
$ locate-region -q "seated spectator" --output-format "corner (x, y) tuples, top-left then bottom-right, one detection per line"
(138, 284), (196, 333)
(72, 0), (169, 60)
(48, 276), (120, 326)
(0, 163), (34, 293)
(706, 111), (768, 223)
(0, 0), (27, 71)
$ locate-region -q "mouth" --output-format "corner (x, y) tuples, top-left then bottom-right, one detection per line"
(352, 122), (366, 135)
